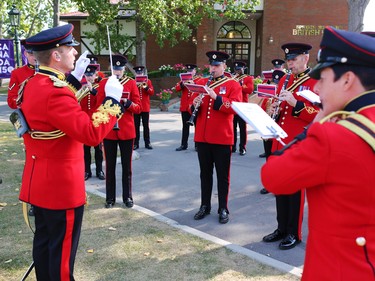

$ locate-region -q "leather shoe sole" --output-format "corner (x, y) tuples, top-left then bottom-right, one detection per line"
(175, 146), (187, 151)
(96, 171), (105, 180)
(239, 149), (246, 156)
(124, 198), (134, 208)
(259, 153), (266, 158)
(263, 229), (284, 243)
(145, 144), (153, 149)
(105, 202), (115, 208)
(194, 206), (210, 220)
(279, 234), (301, 250)
(219, 209), (229, 224)
(260, 188), (269, 194)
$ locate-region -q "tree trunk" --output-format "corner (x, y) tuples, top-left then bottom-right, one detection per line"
(135, 16), (146, 68)
(347, 0), (370, 32)
(53, 0), (60, 27)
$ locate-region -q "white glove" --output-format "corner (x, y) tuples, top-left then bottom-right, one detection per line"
(105, 75), (123, 102)
(71, 50), (90, 81)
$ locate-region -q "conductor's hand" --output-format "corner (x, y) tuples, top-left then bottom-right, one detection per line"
(71, 50), (90, 81)
(105, 75), (123, 102)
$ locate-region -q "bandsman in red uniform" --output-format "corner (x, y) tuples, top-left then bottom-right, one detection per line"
(133, 65), (154, 150)
(262, 26), (375, 280)
(80, 64), (105, 181)
(262, 43), (320, 250)
(259, 69), (285, 195)
(190, 51), (241, 224)
(174, 63), (201, 151)
(18, 24), (124, 280)
(95, 55), (141, 209)
(232, 61), (254, 155)
(7, 40), (37, 109)
(87, 54), (106, 78)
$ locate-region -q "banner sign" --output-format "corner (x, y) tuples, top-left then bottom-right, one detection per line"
(0, 39), (16, 79)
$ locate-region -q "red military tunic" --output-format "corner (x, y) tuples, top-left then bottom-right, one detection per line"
(96, 76), (141, 140)
(138, 79), (154, 112)
(80, 77), (102, 116)
(19, 67), (121, 210)
(175, 76), (201, 112)
(262, 91), (375, 280)
(235, 74), (254, 102)
(191, 76), (242, 145)
(273, 71), (319, 150)
(7, 64), (36, 109)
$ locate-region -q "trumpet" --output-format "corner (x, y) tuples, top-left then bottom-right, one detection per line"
(187, 71), (214, 126)
(271, 70), (291, 121)
(138, 82), (148, 89)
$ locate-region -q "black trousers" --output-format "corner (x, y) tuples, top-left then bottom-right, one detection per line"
(196, 142), (232, 213)
(33, 205), (84, 281)
(103, 139), (133, 203)
(276, 190), (305, 240)
(134, 112), (151, 146)
(233, 114), (247, 150)
(263, 139), (273, 159)
(180, 111), (192, 147)
(83, 143), (103, 174)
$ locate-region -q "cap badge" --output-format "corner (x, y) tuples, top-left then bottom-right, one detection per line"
(116, 61), (120, 66)
(285, 48), (289, 54)
(341, 57), (348, 63)
(212, 54), (217, 59)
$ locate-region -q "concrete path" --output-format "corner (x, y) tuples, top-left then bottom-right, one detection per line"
(0, 94), (307, 277)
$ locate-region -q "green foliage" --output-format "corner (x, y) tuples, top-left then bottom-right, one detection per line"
(137, 0), (260, 47)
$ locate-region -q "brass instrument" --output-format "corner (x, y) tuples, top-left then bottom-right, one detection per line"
(271, 70), (291, 121)
(187, 71), (214, 126)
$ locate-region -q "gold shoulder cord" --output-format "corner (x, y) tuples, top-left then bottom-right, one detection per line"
(320, 111), (375, 151)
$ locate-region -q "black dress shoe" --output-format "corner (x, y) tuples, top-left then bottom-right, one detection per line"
(145, 144), (153, 150)
(218, 208), (229, 224)
(84, 172), (92, 181)
(262, 229), (284, 243)
(239, 148), (246, 156)
(105, 201), (115, 208)
(96, 171), (105, 180)
(259, 152), (266, 158)
(175, 145), (187, 151)
(279, 234), (301, 250)
(133, 144), (139, 150)
(260, 188), (269, 194)
(124, 198), (134, 208)
(232, 146), (237, 153)
(194, 205), (211, 220)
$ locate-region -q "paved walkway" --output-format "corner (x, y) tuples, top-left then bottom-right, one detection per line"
(0, 94), (307, 277)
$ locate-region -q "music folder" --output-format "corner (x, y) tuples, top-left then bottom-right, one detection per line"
(262, 70), (273, 80)
(231, 102), (288, 140)
(184, 84), (209, 95)
(179, 72), (193, 82)
(257, 84), (276, 98)
(296, 89), (321, 104)
(135, 75), (148, 83)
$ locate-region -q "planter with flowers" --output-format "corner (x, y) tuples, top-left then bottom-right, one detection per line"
(158, 64), (173, 77)
(157, 88), (174, 111)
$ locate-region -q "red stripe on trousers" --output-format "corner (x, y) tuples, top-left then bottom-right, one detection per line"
(61, 209), (75, 281)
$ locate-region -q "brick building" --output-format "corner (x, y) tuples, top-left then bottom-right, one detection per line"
(61, 0), (348, 76)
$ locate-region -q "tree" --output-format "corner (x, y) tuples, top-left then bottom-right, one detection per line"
(72, 0), (261, 66)
(347, 0), (370, 32)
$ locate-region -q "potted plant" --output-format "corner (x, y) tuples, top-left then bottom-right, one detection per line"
(157, 88), (173, 104)
(158, 64), (173, 76)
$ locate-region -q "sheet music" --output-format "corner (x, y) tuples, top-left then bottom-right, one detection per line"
(232, 102), (288, 140)
(135, 75), (148, 83)
(184, 84), (209, 94)
(257, 84), (276, 98)
(296, 89), (321, 104)
(179, 73), (193, 81)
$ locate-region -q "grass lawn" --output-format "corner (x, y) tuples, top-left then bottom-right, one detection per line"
(0, 120), (299, 281)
